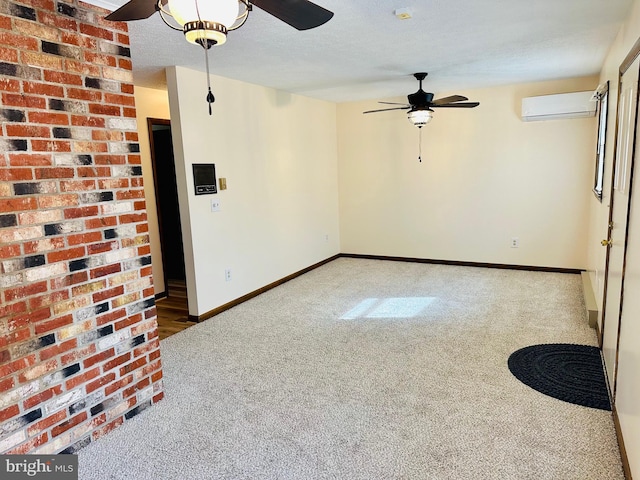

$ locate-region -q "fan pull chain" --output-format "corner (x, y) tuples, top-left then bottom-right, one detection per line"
(204, 44), (215, 115)
(418, 127), (423, 163)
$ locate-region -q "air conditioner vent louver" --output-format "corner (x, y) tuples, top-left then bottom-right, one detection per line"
(521, 91), (596, 122)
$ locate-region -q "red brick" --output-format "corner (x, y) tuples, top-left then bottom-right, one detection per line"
(92, 416), (123, 441)
(34, 314), (73, 335)
(105, 373), (133, 397)
(70, 161), (103, 174)
(88, 103), (120, 116)
(87, 241), (116, 255)
(79, 24), (114, 41)
(23, 385), (63, 411)
(27, 409), (66, 436)
(1, 93), (47, 109)
(92, 131), (123, 142)
(0, 14), (12, 30)
(0, 354), (37, 378)
(120, 355), (146, 376)
(0, 78), (20, 92)
(84, 51), (116, 67)
(67, 87), (101, 102)
(18, 358), (58, 383)
(31, 140), (71, 152)
(119, 213), (147, 224)
(35, 167), (75, 179)
(3, 281), (48, 302)
(0, 404), (19, 423)
(36, 334), (75, 359)
(28, 111), (69, 126)
(8, 153), (52, 166)
(38, 11), (77, 31)
(0, 303), (27, 321)
(0, 46), (18, 63)
(104, 92), (135, 107)
(60, 344), (95, 366)
(93, 286), (124, 303)
(83, 348), (115, 369)
(46, 246), (86, 263)
(67, 231), (102, 246)
(121, 83), (134, 94)
(17, 0), (55, 9)
(38, 194), (78, 208)
(61, 32), (96, 49)
(0, 376), (15, 393)
(65, 367), (100, 390)
(24, 237), (65, 254)
(137, 245), (151, 256)
(0, 244), (22, 260)
(59, 180), (96, 192)
(118, 58), (133, 71)
(51, 411), (88, 437)
(99, 178), (128, 189)
(5, 125), (50, 138)
(116, 189), (145, 200)
(91, 263), (122, 280)
(96, 307), (126, 326)
(85, 216), (117, 230)
(21, 51), (63, 70)
(63, 206), (99, 219)
(123, 107), (136, 118)
(102, 352), (131, 374)
(125, 131), (138, 142)
(95, 154), (125, 164)
(9, 308), (51, 326)
(71, 115), (105, 128)
(0, 168), (33, 181)
(0, 197), (37, 213)
(0, 31), (39, 51)
(64, 59), (101, 76)
(23, 81), (64, 97)
(86, 372), (115, 394)
(153, 392), (164, 403)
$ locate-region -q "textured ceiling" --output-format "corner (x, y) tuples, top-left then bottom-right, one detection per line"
(93, 0), (633, 102)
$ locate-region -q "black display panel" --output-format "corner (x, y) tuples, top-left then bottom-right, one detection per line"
(192, 163), (217, 195)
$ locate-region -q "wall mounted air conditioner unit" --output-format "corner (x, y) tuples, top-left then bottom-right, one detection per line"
(521, 91), (596, 122)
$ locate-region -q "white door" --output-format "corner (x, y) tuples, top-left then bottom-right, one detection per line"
(601, 55), (640, 396)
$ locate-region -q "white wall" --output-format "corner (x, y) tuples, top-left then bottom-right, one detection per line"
(166, 66), (340, 316)
(134, 86), (171, 295)
(337, 77), (598, 269)
(586, 0), (640, 475)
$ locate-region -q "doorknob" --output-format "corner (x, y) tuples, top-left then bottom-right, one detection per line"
(601, 239), (612, 246)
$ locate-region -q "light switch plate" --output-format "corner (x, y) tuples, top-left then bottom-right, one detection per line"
(211, 199), (220, 212)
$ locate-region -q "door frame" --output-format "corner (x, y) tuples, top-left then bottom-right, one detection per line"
(599, 38), (640, 398)
(147, 117), (183, 298)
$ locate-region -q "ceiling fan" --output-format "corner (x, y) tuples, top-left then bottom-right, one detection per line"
(364, 73), (480, 128)
(106, 0), (334, 114)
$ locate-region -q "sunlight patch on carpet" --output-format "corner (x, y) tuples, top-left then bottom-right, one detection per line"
(340, 297), (436, 319)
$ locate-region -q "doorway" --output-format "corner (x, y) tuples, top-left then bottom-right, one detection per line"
(600, 50), (640, 399)
(147, 118), (187, 300)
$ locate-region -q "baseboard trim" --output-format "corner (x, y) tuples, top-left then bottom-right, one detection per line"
(155, 291), (167, 301)
(189, 254), (341, 322)
(612, 404), (633, 479)
(339, 253), (584, 274)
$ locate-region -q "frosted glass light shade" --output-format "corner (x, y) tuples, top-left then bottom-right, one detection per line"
(407, 109), (433, 127)
(168, 0), (240, 45)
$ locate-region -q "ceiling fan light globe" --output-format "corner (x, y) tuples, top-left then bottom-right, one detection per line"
(167, 0), (240, 29)
(184, 21), (227, 46)
(407, 109), (433, 127)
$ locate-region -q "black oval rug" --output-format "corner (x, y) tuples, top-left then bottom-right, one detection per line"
(508, 343), (611, 411)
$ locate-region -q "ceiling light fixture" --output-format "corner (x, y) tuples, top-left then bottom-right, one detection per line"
(407, 108), (433, 128)
(159, 0), (250, 48)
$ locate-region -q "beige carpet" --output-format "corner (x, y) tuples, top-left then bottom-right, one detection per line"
(77, 258), (624, 479)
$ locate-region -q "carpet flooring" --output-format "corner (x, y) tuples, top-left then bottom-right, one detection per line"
(77, 258), (624, 479)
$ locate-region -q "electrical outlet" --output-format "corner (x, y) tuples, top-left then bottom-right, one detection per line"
(211, 199), (220, 212)
(224, 269), (231, 282)
(511, 237), (519, 248)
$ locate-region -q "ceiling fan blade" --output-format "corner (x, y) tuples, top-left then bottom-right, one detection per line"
(378, 102), (411, 106)
(251, 0), (334, 30)
(430, 102), (480, 108)
(105, 0), (158, 21)
(431, 95), (469, 105)
(363, 107), (411, 114)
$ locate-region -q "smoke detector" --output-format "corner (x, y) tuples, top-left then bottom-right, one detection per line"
(394, 8), (412, 20)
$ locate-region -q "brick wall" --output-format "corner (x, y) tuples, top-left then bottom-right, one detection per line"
(0, 0), (164, 454)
